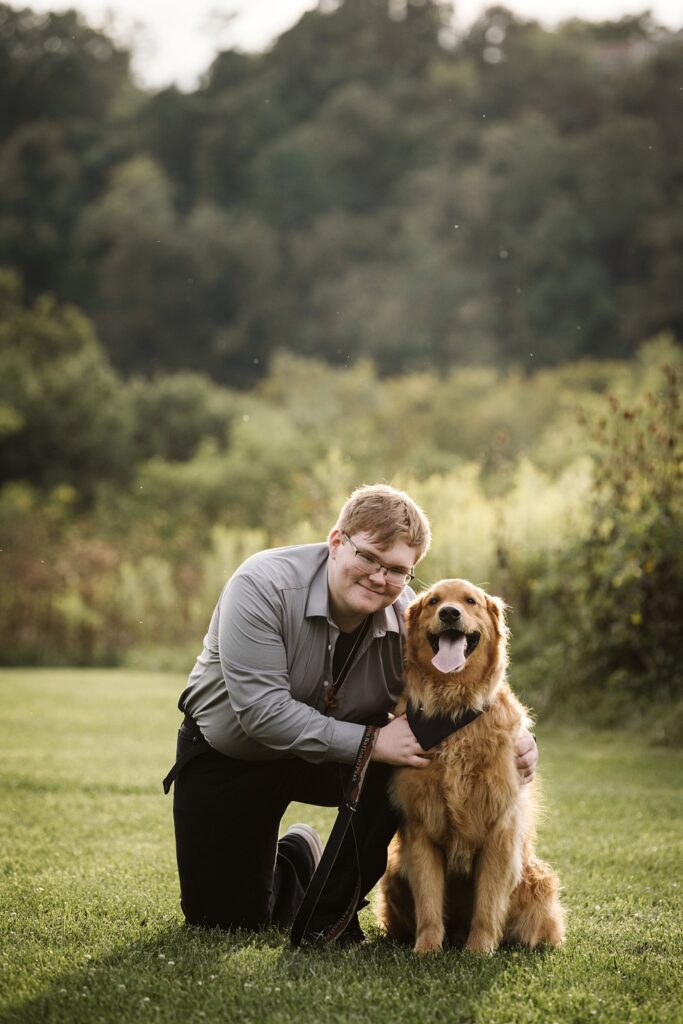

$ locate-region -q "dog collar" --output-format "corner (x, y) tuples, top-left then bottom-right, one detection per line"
(407, 700), (485, 751)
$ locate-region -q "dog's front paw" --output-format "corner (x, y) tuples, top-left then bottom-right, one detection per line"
(464, 930), (497, 955)
(414, 925), (445, 954)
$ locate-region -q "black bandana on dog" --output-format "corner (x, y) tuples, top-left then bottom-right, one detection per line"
(407, 700), (485, 751)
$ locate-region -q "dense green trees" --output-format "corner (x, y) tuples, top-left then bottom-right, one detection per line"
(0, 269), (131, 496)
(0, 5), (139, 301)
(1, 1), (681, 382)
(0, 6), (133, 138)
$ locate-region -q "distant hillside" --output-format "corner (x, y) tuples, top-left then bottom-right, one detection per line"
(1, 1), (682, 383)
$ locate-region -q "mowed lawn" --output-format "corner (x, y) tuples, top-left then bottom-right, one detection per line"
(1, 670), (681, 1024)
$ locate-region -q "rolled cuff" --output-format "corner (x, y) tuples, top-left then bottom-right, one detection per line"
(324, 719), (368, 764)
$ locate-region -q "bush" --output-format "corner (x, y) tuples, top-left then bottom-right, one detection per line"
(0, 269), (133, 499)
(519, 355), (683, 742)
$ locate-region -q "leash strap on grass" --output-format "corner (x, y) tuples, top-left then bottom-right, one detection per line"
(290, 724), (379, 947)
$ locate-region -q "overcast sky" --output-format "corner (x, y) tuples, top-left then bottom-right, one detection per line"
(8, 0), (682, 90)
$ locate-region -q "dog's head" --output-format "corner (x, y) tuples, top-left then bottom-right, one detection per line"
(404, 579), (509, 710)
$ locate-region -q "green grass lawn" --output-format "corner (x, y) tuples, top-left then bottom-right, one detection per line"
(1, 669), (681, 1024)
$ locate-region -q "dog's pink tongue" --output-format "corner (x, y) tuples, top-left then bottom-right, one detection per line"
(431, 634), (467, 674)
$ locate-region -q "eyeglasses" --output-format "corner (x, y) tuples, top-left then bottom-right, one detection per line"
(342, 533), (415, 588)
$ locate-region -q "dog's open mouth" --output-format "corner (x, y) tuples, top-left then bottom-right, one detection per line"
(428, 629), (481, 674)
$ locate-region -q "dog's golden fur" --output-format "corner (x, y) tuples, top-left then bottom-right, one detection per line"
(376, 579), (565, 954)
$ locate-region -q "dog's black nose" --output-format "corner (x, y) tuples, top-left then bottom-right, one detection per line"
(438, 605), (461, 624)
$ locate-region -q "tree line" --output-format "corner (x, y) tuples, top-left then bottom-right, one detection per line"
(1, 0), (682, 384)
(1, 273), (681, 742)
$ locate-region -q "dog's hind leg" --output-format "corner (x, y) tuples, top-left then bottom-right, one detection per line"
(376, 858), (416, 943)
(402, 830), (447, 953)
(505, 858), (566, 948)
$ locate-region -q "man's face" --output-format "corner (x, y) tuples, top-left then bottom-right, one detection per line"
(327, 528), (418, 630)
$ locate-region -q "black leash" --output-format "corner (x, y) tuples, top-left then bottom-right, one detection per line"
(290, 723), (379, 947)
(162, 715), (210, 794)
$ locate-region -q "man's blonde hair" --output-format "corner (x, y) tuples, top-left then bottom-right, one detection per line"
(334, 484), (431, 562)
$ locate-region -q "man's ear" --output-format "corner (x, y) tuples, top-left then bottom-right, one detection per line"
(327, 527), (343, 556)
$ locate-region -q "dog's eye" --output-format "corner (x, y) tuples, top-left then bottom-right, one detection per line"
(427, 596), (439, 606)
(465, 597), (477, 605)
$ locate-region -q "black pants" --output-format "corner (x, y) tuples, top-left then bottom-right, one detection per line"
(172, 722), (400, 933)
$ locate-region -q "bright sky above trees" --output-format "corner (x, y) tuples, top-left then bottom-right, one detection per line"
(5, 0), (682, 89)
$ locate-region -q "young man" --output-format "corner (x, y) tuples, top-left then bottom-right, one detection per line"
(166, 484), (537, 943)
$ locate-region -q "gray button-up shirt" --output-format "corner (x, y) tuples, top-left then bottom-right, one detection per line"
(180, 542), (413, 764)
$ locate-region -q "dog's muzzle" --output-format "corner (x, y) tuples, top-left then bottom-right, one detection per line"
(428, 606), (481, 674)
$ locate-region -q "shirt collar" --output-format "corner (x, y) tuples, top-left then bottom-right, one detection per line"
(304, 554), (402, 636)
(305, 556), (330, 619)
(372, 601), (401, 637)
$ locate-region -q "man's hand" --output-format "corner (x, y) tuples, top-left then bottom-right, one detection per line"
(372, 719), (537, 776)
(516, 728), (538, 785)
(371, 715), (432, 768)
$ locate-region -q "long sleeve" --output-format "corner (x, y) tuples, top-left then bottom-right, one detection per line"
(217, 572), (365, 764)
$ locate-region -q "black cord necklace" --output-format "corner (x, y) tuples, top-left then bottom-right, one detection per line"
(323, 616), (372, 711)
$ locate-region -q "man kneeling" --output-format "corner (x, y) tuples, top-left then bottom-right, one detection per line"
(165, 484), (537, 944)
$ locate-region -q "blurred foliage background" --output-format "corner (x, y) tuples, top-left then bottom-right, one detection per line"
(0, 0), (681, 742)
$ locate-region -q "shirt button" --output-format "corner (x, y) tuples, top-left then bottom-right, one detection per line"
(323, 681), (329, 687)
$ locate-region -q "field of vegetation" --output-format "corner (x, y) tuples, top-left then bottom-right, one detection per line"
(2, 318), (681, 740)
(1, 669), (681, 1024)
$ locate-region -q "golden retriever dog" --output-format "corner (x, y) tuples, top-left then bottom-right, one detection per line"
(376, 579), (565, 954)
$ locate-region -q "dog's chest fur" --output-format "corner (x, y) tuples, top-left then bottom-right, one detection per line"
(391, 689), (526, 875)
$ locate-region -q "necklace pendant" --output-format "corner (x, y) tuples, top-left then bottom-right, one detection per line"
(324, 689), (338, 710)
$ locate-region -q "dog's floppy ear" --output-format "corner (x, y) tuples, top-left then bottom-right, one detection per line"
(485, 593), (508, 626)
(405, 590), (427, 627)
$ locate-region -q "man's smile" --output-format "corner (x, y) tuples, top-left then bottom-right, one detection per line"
(356, 580), (389, 597)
